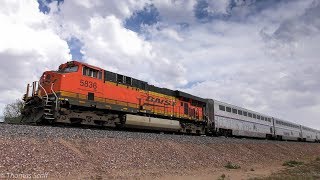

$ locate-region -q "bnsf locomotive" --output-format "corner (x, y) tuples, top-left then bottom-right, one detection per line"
(22, 61), (320, 142)
(22, 61), (207, 134)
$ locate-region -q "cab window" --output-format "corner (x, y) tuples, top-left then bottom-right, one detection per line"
(83, 66), (102, 79)
(59, 65), (78, 73)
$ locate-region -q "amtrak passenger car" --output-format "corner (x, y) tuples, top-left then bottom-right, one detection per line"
(213, 100), (273, 139)
(301, 126), (318, 142)
(273, 118), (301, 141)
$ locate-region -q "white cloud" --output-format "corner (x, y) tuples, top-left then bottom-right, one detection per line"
(0, 0), (70, 114)
(48, 0), (148, 33)
(206, 0), (231, 15)
(152, 0), (197, 24)
(79, 15), (188, 87)
(160, 28), (184, 42)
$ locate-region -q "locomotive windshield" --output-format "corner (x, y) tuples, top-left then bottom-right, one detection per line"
(58, 65), (79, 73)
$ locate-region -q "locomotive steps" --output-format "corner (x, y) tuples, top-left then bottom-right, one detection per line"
(0, 123), (319, 179)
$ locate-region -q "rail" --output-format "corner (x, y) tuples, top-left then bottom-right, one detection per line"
(51, 83), (58, 110)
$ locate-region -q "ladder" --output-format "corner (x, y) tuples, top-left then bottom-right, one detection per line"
(43, 83), (58, 122)
(43, 96), (55, 121)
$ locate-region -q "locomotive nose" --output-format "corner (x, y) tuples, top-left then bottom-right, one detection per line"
(41, 71), (56, 84)
(42, 72), (51, 82)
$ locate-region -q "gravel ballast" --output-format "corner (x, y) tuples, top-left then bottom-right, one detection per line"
(0, 123), (320, 179)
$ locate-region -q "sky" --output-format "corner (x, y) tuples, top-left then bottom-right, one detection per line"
(0, 0), (319, 129)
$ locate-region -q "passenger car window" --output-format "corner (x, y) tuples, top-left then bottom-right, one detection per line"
(253, 114), (256, 118)
(238, 110), (243, 115)
(243, 111), (247, 116)
(226, 107), (231, 112)
(219, 105), (225, 111)
(248, 113), (252, 117)
(232, 108), (237, 114)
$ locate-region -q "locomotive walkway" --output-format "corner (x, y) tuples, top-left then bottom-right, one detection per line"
(0, 123), (319, 179)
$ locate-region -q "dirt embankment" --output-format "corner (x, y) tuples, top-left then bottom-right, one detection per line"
(0, 124), (319, 179)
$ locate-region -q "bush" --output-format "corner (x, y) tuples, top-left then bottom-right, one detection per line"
(3, 99), (23, 124)
(283, 160), (304, 167)
(224, 162), (241, 169)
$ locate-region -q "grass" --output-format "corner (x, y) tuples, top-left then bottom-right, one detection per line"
(282, 160), (304, 167)
(251, 157), (320, 180)
(224, 162), (241, 169)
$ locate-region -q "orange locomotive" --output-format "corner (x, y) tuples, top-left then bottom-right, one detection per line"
(22, 61), (207, 134)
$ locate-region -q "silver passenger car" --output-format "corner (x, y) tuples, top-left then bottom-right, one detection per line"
(301, 126), (318, 142)
(273, 118), (301, 141)
(213, 100), (273, 138)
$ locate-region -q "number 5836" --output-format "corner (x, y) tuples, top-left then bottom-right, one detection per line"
(80, 79), (97, 89)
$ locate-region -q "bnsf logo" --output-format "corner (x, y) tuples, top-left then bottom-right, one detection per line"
(146, 96), (176, 106)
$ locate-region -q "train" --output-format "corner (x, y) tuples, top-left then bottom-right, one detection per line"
(21, 61), (320, 142)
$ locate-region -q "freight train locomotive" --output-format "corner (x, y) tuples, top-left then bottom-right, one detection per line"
(21, 61), (320, 142)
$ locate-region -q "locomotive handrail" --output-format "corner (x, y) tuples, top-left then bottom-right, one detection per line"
(51, 83), (58, 110)
(24, 84), (30, 100)
(38, 81), (48, 105)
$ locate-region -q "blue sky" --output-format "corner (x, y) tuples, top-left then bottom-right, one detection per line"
(1, 0), (320, 129)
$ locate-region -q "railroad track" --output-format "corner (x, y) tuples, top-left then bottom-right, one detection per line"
(0, 123), (315, 145)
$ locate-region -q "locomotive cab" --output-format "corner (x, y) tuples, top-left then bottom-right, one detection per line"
(22, 61), (105, 124)
(38, 61), (81, 98)
(37, 61), (104, 100)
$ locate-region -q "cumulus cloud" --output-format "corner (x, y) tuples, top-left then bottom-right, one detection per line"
(47, 0), (148, 36)
(80, 15), (188, 87)
(151, 0), (197, 24)
(0, 0), (70, 114)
